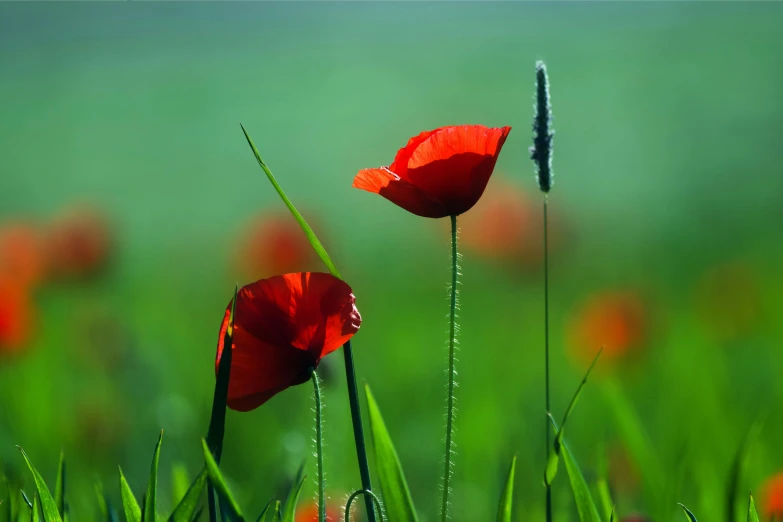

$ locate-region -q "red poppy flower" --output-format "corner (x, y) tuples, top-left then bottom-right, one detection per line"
(762, 472), (783, 519)
(235, 212), (319, 280)
(295, 502), (341, 522)
(568, 291), (647, 363)
(0, 276), (33, 354)
(0, 222), (45, 289)
(216, 272), (361, 411)
(353, 125), (512, 218)
(45, 206), (111, 280)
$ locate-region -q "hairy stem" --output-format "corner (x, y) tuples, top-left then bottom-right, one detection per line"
(544, 197), (552, 522)
(312, 371), (325, 522)
(440, 214), (459, 522)
(342, 341), (377, 522)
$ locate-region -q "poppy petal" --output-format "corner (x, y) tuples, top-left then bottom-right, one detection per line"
(388, 128), (441, 176)
(353, 168), (448, 218)
(215, 272), (361, 411)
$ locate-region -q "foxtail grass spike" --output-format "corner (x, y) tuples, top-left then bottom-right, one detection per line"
(531, 60), (554, 193)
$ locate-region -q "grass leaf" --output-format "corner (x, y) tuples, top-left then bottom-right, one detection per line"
(365, 385), (418, 522)
(54, 451), (65, 518)
(679, 503), (698, 522)
(747, 494), (759, 522)
(727, 417), (766, 522)
(143, 431), (164, 522)
(255, 498), (274, 522)
(30, 492), (40, 522)
(171, 463), (191, 508)
(549, 418), (602, 522)
(118, 467), (141, 522)
(240, 124), (341, 279)
(201, 439), (244, 521)
(169, 468), (208, 522)
(17, 448), (62, 522)
(281, 463), (306, 522)
(274, 501), (282, 522)
(496, 455), (516, 522)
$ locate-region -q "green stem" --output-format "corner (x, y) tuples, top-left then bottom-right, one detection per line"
(440, 214), (459, 522)
(342, 341), (377, 522)
(312, 371), (325, 522)
(544, 198), (552, 522)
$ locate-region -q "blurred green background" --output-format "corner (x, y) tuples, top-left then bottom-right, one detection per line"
(1, 2), (783, 521)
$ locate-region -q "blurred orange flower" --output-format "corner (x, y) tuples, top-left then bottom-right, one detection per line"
(0, 276), (34, 354)
(235, 212), (319, 280)
(45, 207), (112, 280)
(762, 472), (783, 519)
(568, 291), (647, 362)
(296, 501), (341, 522)
(0, 222), (46, 288)
(695, 261), (761, 343)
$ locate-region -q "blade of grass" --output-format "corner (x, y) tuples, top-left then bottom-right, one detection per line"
(54, 450), (65, 518)
(143, 431), (164, 522)
(679, 503), (698, 522)
(549, 417), (602, 522)
(496, 456), (517, 522)
(255, 498), (274, 522)
(169, 468), (208, 522)
(727, 417), (766, 522)
(171, 463), (191, 508)
(201, 439), (245, 522)
(118, 467), (142, 522)
(274, 501), (282, 522)
(748, 494), (760, 522)
(30, 492), (40, 522)
(365, 385), (418, 522)
(240, 124), (340, 278)
(281, 465), (307, 522)
(545, 349), (602, 486)
(17, 448), (62, 522)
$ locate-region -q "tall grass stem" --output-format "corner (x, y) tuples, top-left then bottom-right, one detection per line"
(544, 197), (552, 522)
(312, 371), (326, 522)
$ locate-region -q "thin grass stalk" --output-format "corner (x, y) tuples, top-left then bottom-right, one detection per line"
(440, 214), (459, 522)
(544, 197), (552, 522)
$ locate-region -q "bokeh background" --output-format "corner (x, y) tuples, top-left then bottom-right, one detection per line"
(2, 2), (783, 521)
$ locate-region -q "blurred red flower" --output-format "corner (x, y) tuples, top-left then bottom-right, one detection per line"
(216, 272), (361, 411)
(0, 276), (33, 354)
(0, 222), (46, 288)
(354, 125), (512, 218)
(459, 178), (540, 266)
(45, 207), (111, 280)
(295, 502), (341, 522)
(235, 212), (318, 280)
(762, 472), (783, 519)
(568, 291), (647, 362)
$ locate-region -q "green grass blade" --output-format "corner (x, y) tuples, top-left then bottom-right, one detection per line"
(30, 492), (40, 522)
(255, 498), (274, 522)
(727, 417), (766, 522)
(143, 431), (164, 522)
(345, 490), (385, 522)
(119, 467), (141, 522)
(679, 503), (698, 522)
(365, 385), (418, 522)
(747, 494), (759, 522)
(281, 463), (306, 522)
(54, 450), (65, 518)
(496, 456), (516, 522)
(169, 468), (208, 522)
(274, 501), (282, 522)
(549, 419), (602, 522)
(201, 439), (244, 521)
(17, 448), (62, 522)
(545, 350), (602, 486)
(240, 124), (341, 279)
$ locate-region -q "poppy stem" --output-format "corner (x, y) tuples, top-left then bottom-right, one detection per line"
(441, 214), (459, 522)
(544, 197), (552, 522)
(312, 371), (326, 522)
(342, 341), (378, 522)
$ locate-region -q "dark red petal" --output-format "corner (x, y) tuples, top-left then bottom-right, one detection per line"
(353, 168), (449, 218)
(216, 272), (361, 411)
(404, 125), (511, 215)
